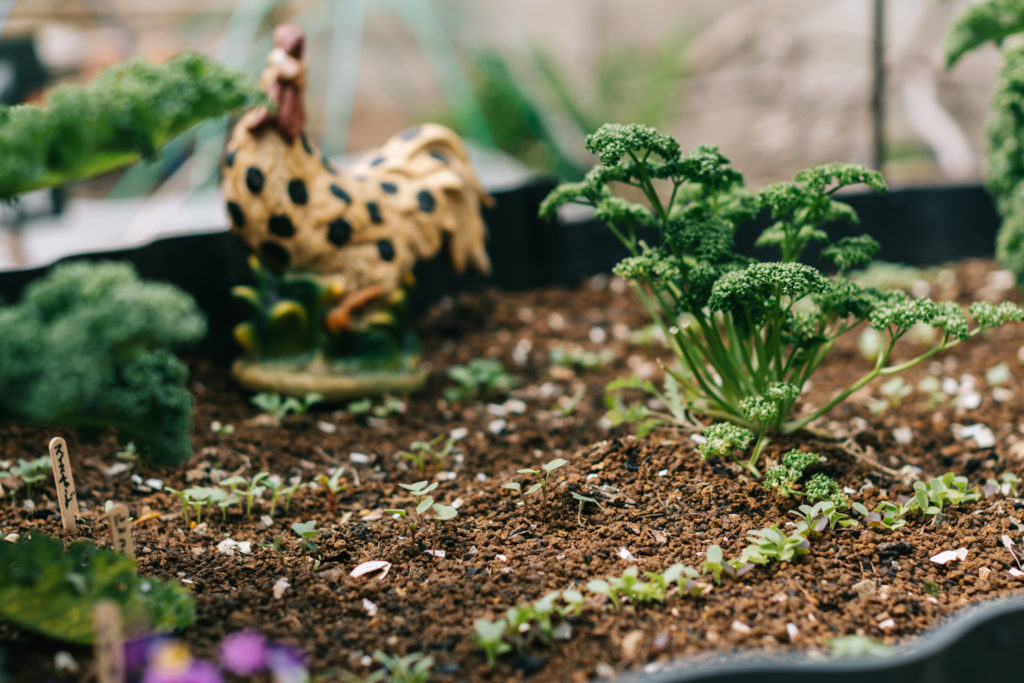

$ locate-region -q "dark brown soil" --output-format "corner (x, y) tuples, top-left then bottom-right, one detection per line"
(3, 259), (1024, 682)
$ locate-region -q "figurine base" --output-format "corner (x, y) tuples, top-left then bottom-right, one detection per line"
(231, 356), (428, 400)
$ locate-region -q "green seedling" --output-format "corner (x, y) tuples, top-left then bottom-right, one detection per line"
(474, 618), (512, 666)
(985, 472), (1020, 498)
(265, 474), (301, 517)
(505, 458), (567, 501)
(789, 501), (855, 537)
(371, 650), (433, 683)
(291, 520), (322, 552)
(852, 500), (909, 530)
(445, 359), (518, 403)
(540, 123), (1024, 474)
(923, 580), (942, 598)
(346, 395), (405, 418)
(250, 391), (322, 426)
(909, 472), (980, 515)
(209, 421), (235, 436)
(398, 432), (463, 472)
(384, 481), (458, 537)
(701, 544), (728, 585)
(165, 486), (227, 524)
(219, 472), (269, 517)
(115, 442), (138, 462)
(569, 491), (604, 525)
(316, 467), (347, 511)
(549, 345), (613, 372)
(735, 525), (810, 566)
(2, 456), (50, 499)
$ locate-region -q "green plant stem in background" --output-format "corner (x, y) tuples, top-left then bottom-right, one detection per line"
(541, 123), (1024, 474)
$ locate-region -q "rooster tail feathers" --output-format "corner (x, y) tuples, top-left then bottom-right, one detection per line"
(372, 123), (493, 276)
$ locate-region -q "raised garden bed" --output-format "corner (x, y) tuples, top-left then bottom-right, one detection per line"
(2, 243), (1024, 680)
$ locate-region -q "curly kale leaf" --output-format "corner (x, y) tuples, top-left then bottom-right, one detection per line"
(0, 53), (264, 200)
(0, 531), (194, 643)
(0, 261), (205, 465)
(946, 0), (1024, 68)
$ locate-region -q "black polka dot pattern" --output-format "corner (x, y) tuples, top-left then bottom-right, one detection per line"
(428, 150), (448, 164)
(288, 179), (308, 205)
(224, 149), (237, 168)
(380, 182), (398, 194)
(367, 202), (383, 224)
(400, 126), (421, 140)
(260, 241), (290, 269)
(327, 217), (352, 247)
(377, 239), (396, 262)
(370, 156), (386, 167)
(226, 201), (245, 228)
(268, 215), (296, 238)
(417, 189), (436, 213)
(246, 167), (264, 194)
(301, 132), (313, 155)
(330, 184), (351, 203)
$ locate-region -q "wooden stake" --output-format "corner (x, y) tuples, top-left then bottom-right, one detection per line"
(93, 600), (125, 683)
(48, 436), (80, 534)
(107, 503), (134, 559)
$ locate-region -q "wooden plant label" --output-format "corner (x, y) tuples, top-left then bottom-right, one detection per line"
(107, 503), (134, 558)
(48, 436), (80, 534)
(93, 600), (125, 683)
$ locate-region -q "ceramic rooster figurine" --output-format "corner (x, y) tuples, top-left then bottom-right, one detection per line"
(222, 24), (493, 398)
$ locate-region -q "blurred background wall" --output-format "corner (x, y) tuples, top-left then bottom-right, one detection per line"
(0, 0), (1005, 266)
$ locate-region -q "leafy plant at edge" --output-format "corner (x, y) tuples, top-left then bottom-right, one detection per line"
(540, 123), (1024, 475)
(0, 531), (194, 644)
(384, 481), (458, 537)
(947, 0), (1024, 285)
(445, 359), (518, 403)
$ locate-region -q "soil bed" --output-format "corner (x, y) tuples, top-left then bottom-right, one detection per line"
(2, 259), (1024, 682)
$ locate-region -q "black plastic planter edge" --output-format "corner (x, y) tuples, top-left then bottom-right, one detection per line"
(619, 595), (1024, 683)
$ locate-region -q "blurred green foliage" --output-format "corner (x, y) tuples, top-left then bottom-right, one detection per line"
(0, 531), (195, 644)
(446, 30), (689, 179)
(0, 261), (206, 465)
(0, 52), (264, 200)
(947, 0), (1024, 285)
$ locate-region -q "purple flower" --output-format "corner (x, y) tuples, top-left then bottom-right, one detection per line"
(219, 630), (268, 675)
(267, 645), (307, 683)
